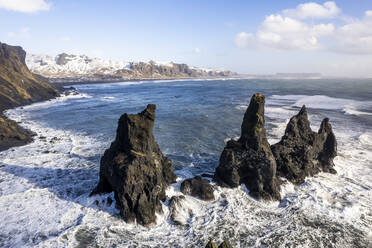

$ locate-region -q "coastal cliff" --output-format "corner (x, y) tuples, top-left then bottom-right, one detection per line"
(0, 42), (60, 151)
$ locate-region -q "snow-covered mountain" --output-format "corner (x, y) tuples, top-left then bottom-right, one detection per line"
(26, 53), (235, 82)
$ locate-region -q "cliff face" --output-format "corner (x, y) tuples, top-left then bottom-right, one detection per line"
(26, 53), (236, 83)
(0, 42), (60, 111)
(0, 42), (60, 151)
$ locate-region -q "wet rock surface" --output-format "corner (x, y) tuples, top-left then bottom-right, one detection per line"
(90, 104), (176, 225)
(205, 240), (233, 248)
(218, 240), (233, 248)
(180, 176), (215, 201)
(214, 93), (281, 200)
(214, 93), (338, 201)
(271, 105), (337, 184)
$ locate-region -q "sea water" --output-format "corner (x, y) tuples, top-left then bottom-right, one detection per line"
(1, 79), (371, 247)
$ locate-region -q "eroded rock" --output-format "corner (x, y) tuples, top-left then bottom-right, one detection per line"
(90, 104), (176, 225)
(271, 105), (337, 184)
(214, 93), (281, 201)
(219, 240), (233, 248)
(180, 176), (215, 201)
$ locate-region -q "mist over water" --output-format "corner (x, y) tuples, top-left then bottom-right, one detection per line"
(1, 79), (372, 247)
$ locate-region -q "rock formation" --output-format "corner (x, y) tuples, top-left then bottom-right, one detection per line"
(271, 105), (337, 184)
(218, 240), (233, 248)
(205, 240), (217, 248)
(169, 195), (193, 226)
(90, 104), (177, 225)
(205, 240), (233, 248)
(0, 42), (60, 151)
(180, 176), (215, 201)
(214, 93), (281, 201)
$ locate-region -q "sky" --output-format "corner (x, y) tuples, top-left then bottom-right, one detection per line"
(1, 0), (372, 77)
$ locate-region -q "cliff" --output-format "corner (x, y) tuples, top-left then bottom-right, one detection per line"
(0, 42), (60, 151)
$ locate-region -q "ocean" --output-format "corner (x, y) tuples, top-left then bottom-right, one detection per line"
(1, 78), (371, 247)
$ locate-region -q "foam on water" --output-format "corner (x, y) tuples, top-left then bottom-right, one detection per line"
(270, 94), (372, 116)
(0, 85), (372, 247)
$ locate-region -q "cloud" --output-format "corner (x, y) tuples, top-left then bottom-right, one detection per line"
(0, 0), (51, 13)
(332, 11), (372, 54)
(283, 1), (340, 19)
(7, 31), (15, 37)
(237, 14), (334, 50)
(235, 2), (372, 54)
(235, 32), (254, 49)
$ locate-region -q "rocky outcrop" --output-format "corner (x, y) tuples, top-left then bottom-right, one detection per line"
(169, 195), (193, 226)
(214, 94), (338, 201)
(205, 240), (217, 248)
(218, 241), (233, 248)
(271, 105), (337, 184)
(0, 117), (35, 151)
(205, 240), (233, 248)
(214, 93), (281, 200)
(90, 104), (176, 226)
(0, 42), (60, 151)
(180, 176), (215, 201)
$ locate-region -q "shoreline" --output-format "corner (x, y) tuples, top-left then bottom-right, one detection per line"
(0, 88), (74, 152)
(50, 76), (243, 87)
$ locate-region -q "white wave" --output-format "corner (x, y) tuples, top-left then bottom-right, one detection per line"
(0, 91), (371, 247)
(269, 94), (372, 116)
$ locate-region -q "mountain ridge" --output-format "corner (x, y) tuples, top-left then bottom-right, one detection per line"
(26, 53), (236, 83)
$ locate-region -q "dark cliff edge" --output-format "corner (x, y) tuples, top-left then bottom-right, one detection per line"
(0, 42), (60, 152)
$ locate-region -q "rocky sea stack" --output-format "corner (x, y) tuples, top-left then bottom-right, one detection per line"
(271, 105), (337, 184)
(90, 104), (176, 225)
(214, 93), (338, 201)
(214, 93), (281, 200)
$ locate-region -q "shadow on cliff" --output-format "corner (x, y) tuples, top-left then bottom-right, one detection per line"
(0, 163), (119, 217)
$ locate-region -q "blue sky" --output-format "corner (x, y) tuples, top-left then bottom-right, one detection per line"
(1, 0), (372, 77)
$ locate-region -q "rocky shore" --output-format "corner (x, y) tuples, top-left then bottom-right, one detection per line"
(0, 42), (60, 151)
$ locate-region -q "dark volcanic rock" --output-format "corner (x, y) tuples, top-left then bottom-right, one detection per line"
(180, 176), (215, 201)
(90, 104), (177, 225)
(271, 105), (337, 184)
(214, 93), (281, 200)
(205, 240), (217, 248)
(218, 240), (233, 248)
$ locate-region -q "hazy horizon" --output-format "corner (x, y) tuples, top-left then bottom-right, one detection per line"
(2, 0), (372, 77)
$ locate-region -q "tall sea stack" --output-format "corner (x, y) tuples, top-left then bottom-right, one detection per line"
(214, 93), (281, 200)
(91, 104), (177, 225)
(271, 105), (337, 184)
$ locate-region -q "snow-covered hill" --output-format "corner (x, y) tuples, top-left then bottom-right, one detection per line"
(26, 53), (235, 82)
